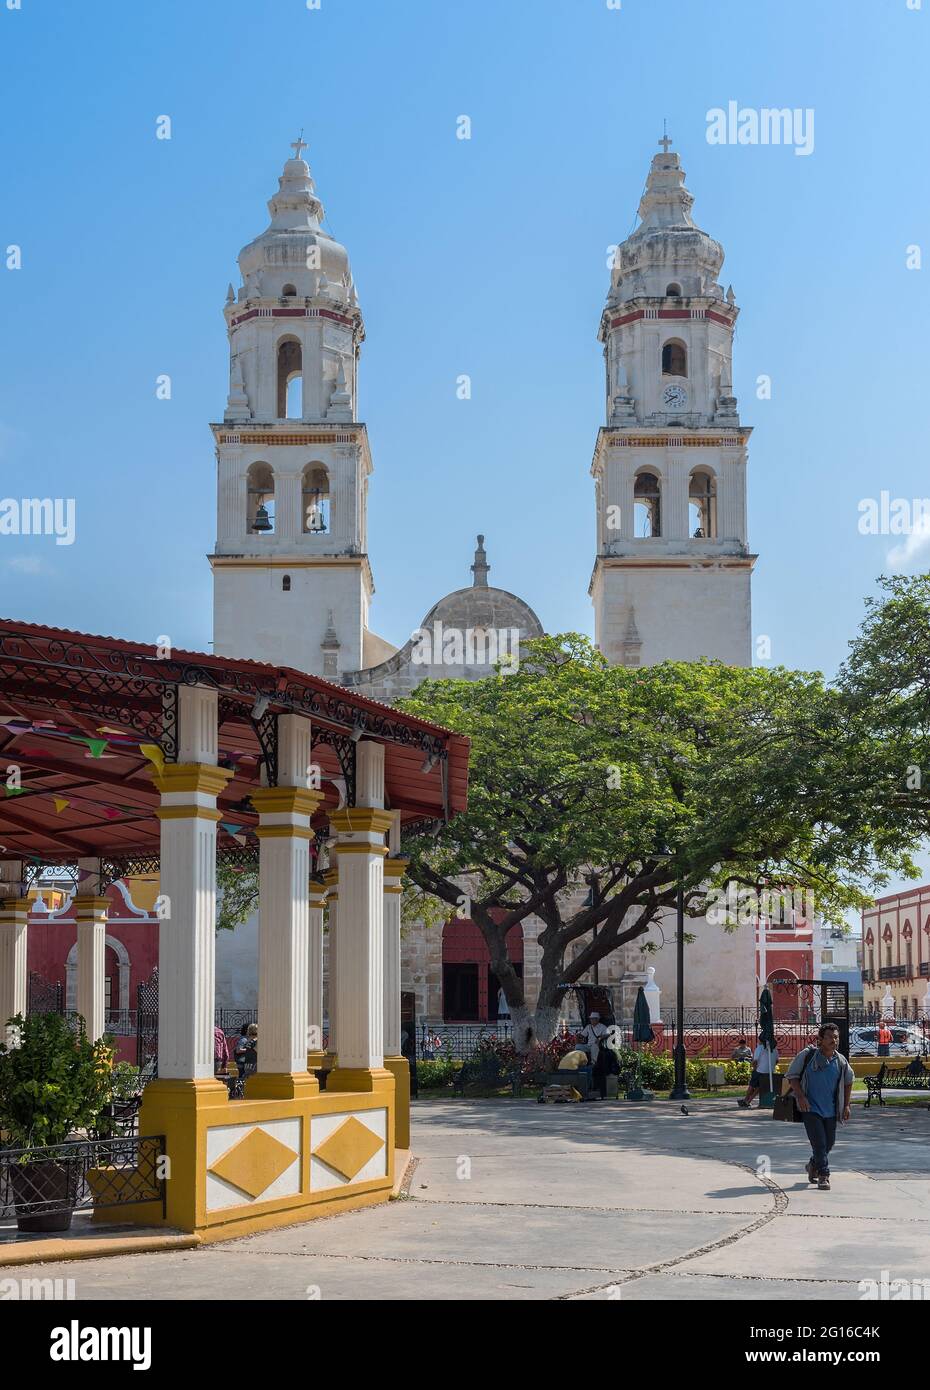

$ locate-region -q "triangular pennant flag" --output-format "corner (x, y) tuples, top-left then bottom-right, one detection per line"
(139, 744), (165, 771)
(220, 822), (244, 837)
(5, 785), (25, 797)
(232, 834), (247, 846)
(101, 806), (122, 820)
(83, 739), (109, 759)
(53, 798), (69, 814)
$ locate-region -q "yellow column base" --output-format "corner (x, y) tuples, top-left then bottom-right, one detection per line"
(137, 1077), (229, 1233)
(321, 1051), (338, 1072)
(326, 1065), (395, 1097)
(383, 1056), (411, 1149)
(244, 1070), (319, 1100)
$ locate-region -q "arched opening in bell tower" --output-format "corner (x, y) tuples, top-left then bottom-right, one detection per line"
(661, 338), (688, 377)
(246, 461), (276, 534)
(633, 470), (661, 538)
(688, 469), (717, 539)
(302, 462), (330, 534)
(276, 337), (303, 419)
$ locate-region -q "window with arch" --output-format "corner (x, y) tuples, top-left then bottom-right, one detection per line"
(246, 461), (275, 534)
(633, 471), (661, 538)
(276, 337), (303, 419)
(661, 338), (687, 377)
(302, 462), (330, 534)
(281, 284), (297, 297)
(665, 282), (682, 297)
(688, 469), (717, 539)
(282, 574), (291, 592)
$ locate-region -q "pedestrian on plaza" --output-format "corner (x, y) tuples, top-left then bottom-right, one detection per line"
(731, 1038), (753, 1062)
(232, 1024), (250, 1074)
(737, 1036), (779, 1108)
(877, 1020), (892, 1057)
(401, 1026), (419, 1100)
(213, 1025), (230, 1075)
(786, 1023), (854, 1191)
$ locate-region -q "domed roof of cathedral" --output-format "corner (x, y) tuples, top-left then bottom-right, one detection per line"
(607, 142), (725, 304)
(419, 536), (544, 639)
(233, 138), (360, 311)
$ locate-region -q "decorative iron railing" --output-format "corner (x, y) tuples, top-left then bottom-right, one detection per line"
(26, 972), (63, 1016)
(0, 1135), (166, 1223)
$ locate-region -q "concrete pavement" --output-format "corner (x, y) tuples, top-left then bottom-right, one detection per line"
(7, 1096), (930, 1300)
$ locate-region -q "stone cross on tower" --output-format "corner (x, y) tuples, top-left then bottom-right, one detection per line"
(658, 122), (673, 155)
(290, 132), (308, 160)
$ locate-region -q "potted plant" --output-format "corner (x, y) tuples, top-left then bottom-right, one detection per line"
(0, 1012), (113, 1232)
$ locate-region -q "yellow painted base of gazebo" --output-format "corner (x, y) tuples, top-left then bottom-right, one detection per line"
(129, 1074), (396, 1239)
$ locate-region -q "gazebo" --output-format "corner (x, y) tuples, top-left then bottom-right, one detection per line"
(0, 619), (469, 1239)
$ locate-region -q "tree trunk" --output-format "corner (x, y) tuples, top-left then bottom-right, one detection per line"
(509, 1001), (562, 1054)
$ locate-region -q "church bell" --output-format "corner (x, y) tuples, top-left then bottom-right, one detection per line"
(251, 503), (273, 533)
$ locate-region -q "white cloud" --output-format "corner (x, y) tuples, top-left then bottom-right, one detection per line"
(887, 514), (930, 572)
(5, 555), (46, 575)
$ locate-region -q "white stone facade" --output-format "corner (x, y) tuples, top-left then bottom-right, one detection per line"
(211, 139), (759, 1018)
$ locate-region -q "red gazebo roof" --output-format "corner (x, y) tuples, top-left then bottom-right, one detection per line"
(0, 619), (469, 871)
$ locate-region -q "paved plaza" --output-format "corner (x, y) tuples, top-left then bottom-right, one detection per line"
(9, 1096), (930, 1301)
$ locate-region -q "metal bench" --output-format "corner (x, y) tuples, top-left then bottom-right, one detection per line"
(453, 1054), (522, 1096)
(865, 1059), (930, 1108)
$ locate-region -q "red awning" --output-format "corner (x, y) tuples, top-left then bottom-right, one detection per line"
(0, 618), (469, 868)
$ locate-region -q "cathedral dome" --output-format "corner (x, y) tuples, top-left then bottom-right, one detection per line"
(608, 146), (725, 304)
(419, 536), (544, 641)
(234, 139), (358, 309)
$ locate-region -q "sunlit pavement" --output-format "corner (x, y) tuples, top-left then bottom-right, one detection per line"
(9, 1097), (930, 1300)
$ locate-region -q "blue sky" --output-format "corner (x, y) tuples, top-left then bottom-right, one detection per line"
(1, 0), (928, 688)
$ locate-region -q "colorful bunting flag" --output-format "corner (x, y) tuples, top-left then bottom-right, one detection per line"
(139, 744), (165, 771)
(53, 798), (69, 814)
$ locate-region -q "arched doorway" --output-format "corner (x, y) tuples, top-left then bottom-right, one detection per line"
(441, 918), (523, 1022)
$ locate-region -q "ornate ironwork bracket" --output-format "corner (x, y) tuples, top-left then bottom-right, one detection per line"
(160, 685), (179, 764)
(250, 709), (279, 787)
(312, 729), (356, 807)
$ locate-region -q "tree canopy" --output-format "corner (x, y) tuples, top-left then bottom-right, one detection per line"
(399, 634), (921, 1045)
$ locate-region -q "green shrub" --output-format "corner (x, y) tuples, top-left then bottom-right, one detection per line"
(417, 1058), (461, 1088)
(0, 1012), (113, 1150)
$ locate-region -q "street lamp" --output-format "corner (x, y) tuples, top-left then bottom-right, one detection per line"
(670, 878), (691, 1101)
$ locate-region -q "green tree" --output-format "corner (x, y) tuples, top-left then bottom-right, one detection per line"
(398, 634), (918, 1049)
(840, 573), (930, 838)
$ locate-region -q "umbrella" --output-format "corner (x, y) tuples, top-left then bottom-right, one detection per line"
(626, 987), (655, 1100)
(633, 987), (655, 1044)
(758, 987), (776, 1094)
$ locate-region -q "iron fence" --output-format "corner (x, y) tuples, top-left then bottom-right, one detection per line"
(215, 1008), (259, 1035)
(0, 1135), (166, 1224)
(415, 1023), (513, 1059)
(26, 972), (63, 1016)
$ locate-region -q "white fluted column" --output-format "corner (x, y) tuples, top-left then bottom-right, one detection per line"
(308, 877), (326, 1067)
(323, 866), (338, 1067)
(0, 897), (28, 1046)
(248, 713), (322, 1097)
(149, 685), (231, 1081)
(75, 897), (108, 1042)
(383, 849), (410, 1147)
(328, 740), (393, 1094)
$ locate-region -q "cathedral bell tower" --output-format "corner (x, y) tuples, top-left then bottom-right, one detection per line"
(210, 138), (373, 675)
(589, 136), (756, 667)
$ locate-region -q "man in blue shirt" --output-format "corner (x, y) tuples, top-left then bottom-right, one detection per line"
(786, 1023), (854, 1191)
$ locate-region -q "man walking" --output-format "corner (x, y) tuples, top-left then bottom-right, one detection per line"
(786, 1023), (854, 1191)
